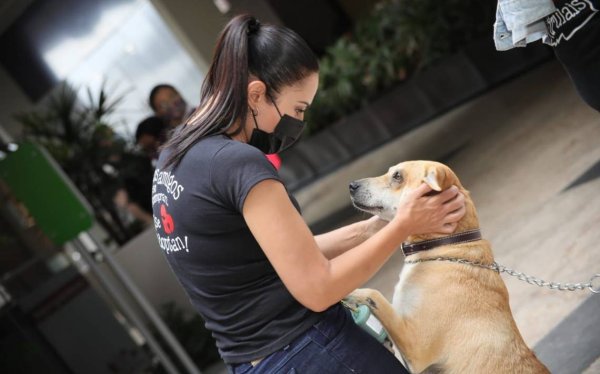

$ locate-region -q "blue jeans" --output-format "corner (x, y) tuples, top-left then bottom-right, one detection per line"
(228, 304), (409, 373)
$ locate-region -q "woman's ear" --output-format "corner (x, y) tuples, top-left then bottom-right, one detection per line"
(247, 80), (267, 112)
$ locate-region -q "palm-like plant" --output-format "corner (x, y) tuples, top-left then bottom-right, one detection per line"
(15, 82), (138, 244)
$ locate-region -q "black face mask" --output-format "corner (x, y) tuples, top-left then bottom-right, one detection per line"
(248, 101), (306, 154)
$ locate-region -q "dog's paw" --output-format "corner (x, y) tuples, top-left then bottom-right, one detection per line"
(344, 289), (379, 310)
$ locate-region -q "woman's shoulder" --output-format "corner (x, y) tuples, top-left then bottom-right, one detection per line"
(180, 134), (255, 161)
(202, 135), (270, 165)
(158, 135), (273, 173)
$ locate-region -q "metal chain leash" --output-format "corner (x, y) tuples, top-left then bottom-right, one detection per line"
(404, 257), (600, 294)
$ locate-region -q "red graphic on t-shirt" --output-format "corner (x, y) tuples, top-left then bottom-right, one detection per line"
(160, 204), (175, 234)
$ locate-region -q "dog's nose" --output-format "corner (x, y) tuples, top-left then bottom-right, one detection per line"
(349, 181), (360, 193)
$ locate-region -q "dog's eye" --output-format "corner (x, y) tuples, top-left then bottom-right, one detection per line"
(392, 171), (403, 182)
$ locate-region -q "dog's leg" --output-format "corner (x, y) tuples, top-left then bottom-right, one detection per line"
(345, 289), (417, 367)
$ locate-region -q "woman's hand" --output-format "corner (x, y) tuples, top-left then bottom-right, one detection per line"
(392, 184), (466, 235)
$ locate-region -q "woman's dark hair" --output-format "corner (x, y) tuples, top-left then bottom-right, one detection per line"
(149, 84), (177, 111)
(161, 14), (318, 170)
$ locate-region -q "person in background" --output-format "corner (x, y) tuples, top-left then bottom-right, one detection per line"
(149, 84), (194, 129)
(544, 0), (599, 112)
(153, 14), (466, 373)
(113, 116), (168, 225)
(118, 151), (155, 225)
(135, 115), (167, 165)
(91, 124), (154, 227)
(495, 0), (600, 112)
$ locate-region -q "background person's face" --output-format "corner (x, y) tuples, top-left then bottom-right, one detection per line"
(153, 87), (187, 125)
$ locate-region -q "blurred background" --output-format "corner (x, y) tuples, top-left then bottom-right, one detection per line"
(1, 0), (599, 373)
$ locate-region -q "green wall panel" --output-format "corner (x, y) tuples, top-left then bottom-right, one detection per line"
(0, 142), (93, 245)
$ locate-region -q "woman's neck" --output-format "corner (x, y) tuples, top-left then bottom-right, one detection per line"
(227, 125), (248, 142)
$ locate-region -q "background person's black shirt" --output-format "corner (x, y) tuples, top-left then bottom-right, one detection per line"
(545, 0), (600, 111)
(121, 153), (155, 214)
(152, 135), (323, 364)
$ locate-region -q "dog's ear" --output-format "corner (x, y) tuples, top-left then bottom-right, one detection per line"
(423, 167), (445, 191)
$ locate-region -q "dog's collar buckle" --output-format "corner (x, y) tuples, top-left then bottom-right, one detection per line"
(401, 229), (482, 256)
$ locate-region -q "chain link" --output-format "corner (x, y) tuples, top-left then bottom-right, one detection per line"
(404, 257), (600, 294)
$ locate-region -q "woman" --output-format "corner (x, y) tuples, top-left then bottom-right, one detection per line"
(153, 15), (465, 373)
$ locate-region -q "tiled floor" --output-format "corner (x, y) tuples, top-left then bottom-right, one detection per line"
(297, 60), (600, 369)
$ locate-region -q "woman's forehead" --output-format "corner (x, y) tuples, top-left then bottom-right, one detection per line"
(281, 73), (318, 98)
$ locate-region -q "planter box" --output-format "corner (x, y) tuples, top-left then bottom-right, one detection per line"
(277, 147), (318, 191)
(369, 79), (436, 137)
(413, 51), (487, 112)
(329, 106), (391, 158)
(280, 127), (352, 191)
(464, 38), (553, 87)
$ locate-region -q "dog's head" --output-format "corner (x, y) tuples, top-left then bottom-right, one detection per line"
(349, 160), (478, 239)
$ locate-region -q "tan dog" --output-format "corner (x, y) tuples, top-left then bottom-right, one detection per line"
(345, 161), (549, 374)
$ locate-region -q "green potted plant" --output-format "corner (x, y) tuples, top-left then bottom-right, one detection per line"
(306, 0), (495, 135)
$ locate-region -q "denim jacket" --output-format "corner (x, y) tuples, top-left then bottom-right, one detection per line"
(494, 0), (557, 50)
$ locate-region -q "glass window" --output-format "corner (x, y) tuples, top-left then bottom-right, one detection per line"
(54, 0), (205, 138)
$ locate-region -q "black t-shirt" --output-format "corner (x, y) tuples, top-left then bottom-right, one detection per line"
(151, 135), (322, 364)
(545, 0), (600, 111)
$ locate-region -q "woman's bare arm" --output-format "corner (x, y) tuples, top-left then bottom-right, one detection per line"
(314, 216), (388, 259)
(243, 179), (464, 312)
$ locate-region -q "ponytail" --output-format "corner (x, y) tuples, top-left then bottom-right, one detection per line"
(162, 14), (318, 170)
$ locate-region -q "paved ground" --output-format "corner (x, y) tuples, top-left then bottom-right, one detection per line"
(206, 60), (600, 373)
(298, 60), (600, 372)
